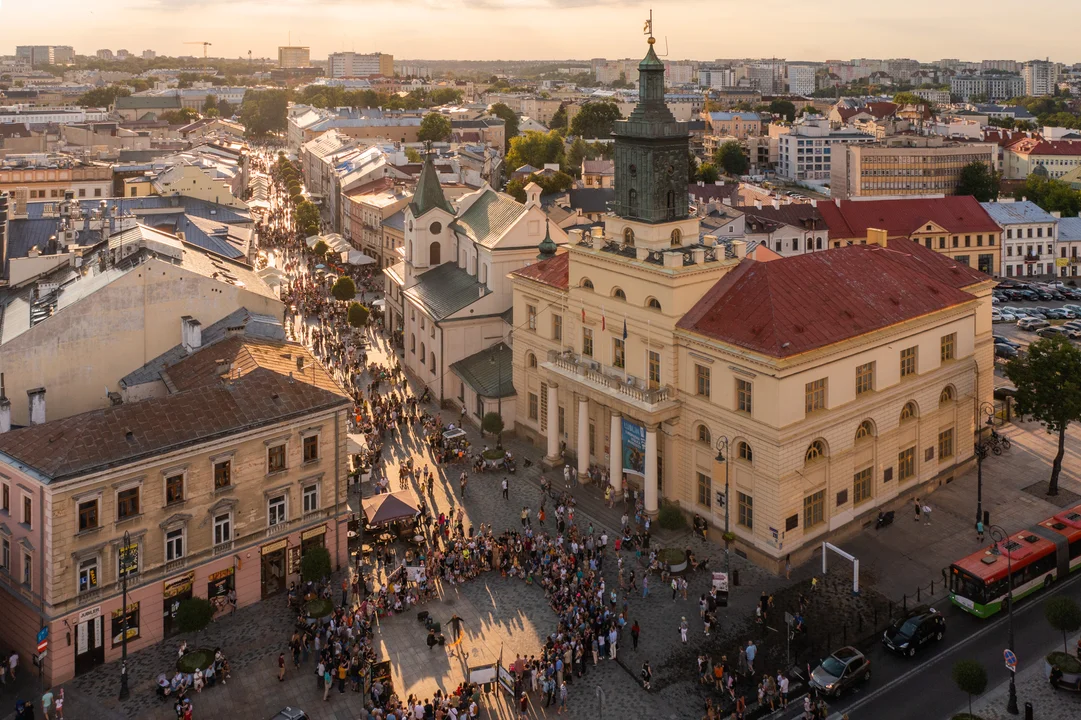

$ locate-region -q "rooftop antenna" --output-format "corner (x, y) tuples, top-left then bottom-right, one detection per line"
(644, 10), (669, 57)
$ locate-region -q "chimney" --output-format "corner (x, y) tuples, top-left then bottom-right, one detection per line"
(215, 359), (231, 377)
(0, 396), (9, 433)
(731, 240), (747, 259)
(810, 199), (818, 208)
(181, 316), (202, 353)
(867, 228), (888, 247)
(754, 200), (763, 210)
(568, 229), (583, 244)
(27, 388), (46, 426)
(834, 197), (841, 207)
(772, 199), (780, 209)
(702, 235), (717, 247)
(478, 286), (485, 298)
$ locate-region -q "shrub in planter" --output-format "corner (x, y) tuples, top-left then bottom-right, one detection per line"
(657, 503), (686, 531)
(176, 648), (215, 674)
(1047, 650), (1081, 674)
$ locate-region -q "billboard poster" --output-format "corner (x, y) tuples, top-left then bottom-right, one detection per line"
(622, 420), (646, 476)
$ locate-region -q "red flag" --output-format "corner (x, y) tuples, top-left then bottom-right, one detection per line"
(582, 306), (586, 322)
(602, 311), (606, 331)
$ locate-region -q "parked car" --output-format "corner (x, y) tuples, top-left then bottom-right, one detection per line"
(809, 647), (871, 697)
(995, 344), (1020, 359)
(1037, 326), (1070, 339)
(993, 335), (1021, 348)
(1064, 305), (1081, 315)
(998, 311), (1018, 323)
(1018, 318), (1050, 331)
(1046, 308), (1072, 319)
(882, 607), (946, 657)
(1063, 321), (1081, 332)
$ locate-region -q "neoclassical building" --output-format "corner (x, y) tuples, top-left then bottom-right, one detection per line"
(509, 36), (995, 570)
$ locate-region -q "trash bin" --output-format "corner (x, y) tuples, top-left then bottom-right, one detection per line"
(733, 569), (740, 587)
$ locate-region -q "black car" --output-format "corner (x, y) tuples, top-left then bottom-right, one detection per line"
(993, 335), (1020, 348)
(882, 607), (945, 657)
(995, 344), (1020, 359)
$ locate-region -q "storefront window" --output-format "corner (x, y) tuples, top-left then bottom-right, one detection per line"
(111, 602), (140, 647)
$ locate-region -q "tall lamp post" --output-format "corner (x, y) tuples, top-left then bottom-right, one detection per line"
(118, 530), (132, 701)
(975, 401), (996, 528)
(489, 347), (503, 449)
(715, 436), (730, 586)
(988, 524), (1019, 715)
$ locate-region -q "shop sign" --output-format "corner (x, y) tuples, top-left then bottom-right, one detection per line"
(163, 571), (195, 599)
(301, 524), (327, 541)
(77, 606), (102, 623)
(261, 538), (288, 556)
(289, 546), (302, 575)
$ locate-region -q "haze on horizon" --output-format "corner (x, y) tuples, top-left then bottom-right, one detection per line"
(2, 0), (1079, 65)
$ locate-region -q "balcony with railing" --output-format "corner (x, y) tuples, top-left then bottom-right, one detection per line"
(545, 350), (676, 410)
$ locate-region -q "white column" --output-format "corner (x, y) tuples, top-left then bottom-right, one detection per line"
(545, 383), (560, 463)
(577, 395), (590, 482)
(610, 412), (623, 499)
(644, 423), (659, 516)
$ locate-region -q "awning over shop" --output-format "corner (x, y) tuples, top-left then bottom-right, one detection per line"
(361, 491), (419, 526)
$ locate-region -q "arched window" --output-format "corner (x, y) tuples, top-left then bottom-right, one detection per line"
(647, 297), (662, 311)
(527, 352), (537, 369)
(420, 342), (426, 359)
(480, 264), (487, 284)
(671, 228), (682, 247)
(628, 189), (638, 217)
(613, 287), (626, 300)
(940, 386), (955, 404)
(805, 439), (827, 463)
(410, 334), (416, 353)
(666, 190), (675, 217)
(581, 278), (594, 290)
(697, 425), (711, 445)
(900, 401), (918, 422)
(430, 352), (436, 373)
(429, 241), (441, 265)
(855, 420), (875, 441)
(623, 227), (635, 246)
(738, 441), (753, 462)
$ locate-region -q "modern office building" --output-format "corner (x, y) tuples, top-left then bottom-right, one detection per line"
(277, 46), (311, 69)
(328, 52), (394, 78)
(830, 137), (997, 200)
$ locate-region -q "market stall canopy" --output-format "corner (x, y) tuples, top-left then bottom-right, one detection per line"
(362, 491), (419, 526)
(305, 235), (320, 249)
(347, 433), (368, 454)
(341, 249), (376, 266)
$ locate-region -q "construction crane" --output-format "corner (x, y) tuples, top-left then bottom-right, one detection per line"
(184, 41), (212, 59)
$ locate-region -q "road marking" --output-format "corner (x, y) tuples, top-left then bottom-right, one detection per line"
(837, 570), (1081, 716)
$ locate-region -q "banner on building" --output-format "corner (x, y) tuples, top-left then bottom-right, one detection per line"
(622, 420), (646, 476)
(118, 543), (139, 578)
(163, 571), (195, 600)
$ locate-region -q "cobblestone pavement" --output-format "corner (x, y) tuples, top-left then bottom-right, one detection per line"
(966, 635), (1081, 720)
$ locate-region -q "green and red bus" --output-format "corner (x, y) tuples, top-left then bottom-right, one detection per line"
(949, 503), (1081, 618)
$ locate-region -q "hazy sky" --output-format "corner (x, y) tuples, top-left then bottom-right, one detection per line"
(3, 0), (1079, 64)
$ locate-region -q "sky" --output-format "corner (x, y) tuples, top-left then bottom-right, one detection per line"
(2, 0), (1079, 65)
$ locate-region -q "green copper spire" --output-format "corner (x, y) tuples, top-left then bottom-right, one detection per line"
(409, 147), (454, 218)
(537, 218), (557, 260)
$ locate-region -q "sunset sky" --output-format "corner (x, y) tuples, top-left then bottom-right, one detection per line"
(3, 0), (1079, 64)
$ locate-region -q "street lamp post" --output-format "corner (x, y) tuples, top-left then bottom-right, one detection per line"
(988, 524), (1019, 715)
(715, 436), (730, 587)
(118, 529), (131, 701)
(975, 401), (996, 528)
(489, 348), (503, 449)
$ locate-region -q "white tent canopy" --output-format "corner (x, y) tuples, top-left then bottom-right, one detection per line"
(342, 249), (376, 266)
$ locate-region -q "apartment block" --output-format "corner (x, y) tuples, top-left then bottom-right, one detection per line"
(830, 137), (997, 200)
(278, 46), (311, 69)
(328, 52), (394, 78)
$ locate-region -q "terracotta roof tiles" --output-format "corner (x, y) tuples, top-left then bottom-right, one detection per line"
(511, 252), (569, 290)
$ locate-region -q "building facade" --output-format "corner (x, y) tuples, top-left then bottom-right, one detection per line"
(787, 64), (817, 96)
(949, 74), (1025, 102)
(776, 116), (875, 183)
(328, 52), (394, 78)
(1022, 61), (1056, 97)
(278, 46), (311, 69)
(830, 138), (997, 200)
(980, 200), (1059, 278)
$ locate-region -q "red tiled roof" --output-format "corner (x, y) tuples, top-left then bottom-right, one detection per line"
(677, 242), (982, 358)
(1010, 139), (1081, 157)
(511, 251), (569, 290)
(817, 196), (1000, 240)
(865, 101), (899, 119)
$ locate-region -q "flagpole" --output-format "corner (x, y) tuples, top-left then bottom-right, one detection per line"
(623, 316), (628, 383)
(647, 319), (651, 388)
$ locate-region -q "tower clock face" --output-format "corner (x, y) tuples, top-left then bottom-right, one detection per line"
(629, 164), (637, 177)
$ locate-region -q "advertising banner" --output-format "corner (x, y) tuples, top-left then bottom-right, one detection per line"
(622, 420), (646, 476)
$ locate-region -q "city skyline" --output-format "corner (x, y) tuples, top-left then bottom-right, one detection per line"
(3, 0), (1080, 65)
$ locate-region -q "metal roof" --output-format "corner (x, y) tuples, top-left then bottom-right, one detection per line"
(451, 188), (526, 248)
(450, 342), (516, 399)
(403, 262), (488, 321)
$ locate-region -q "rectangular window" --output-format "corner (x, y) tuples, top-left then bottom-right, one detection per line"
(647, 350), (661, 389)
(165, 528), (184, 562)
(528, 392), (539, 420)
(738, 492), (753, 530)
(938, 428), (955, 460)
(612, 338), (625, 369)
(558, 406), (565, 435)
(855, 362), (874, 395)
(736, 379), (752, 413)
(582, 328), (593, 357)
(853, 467), (872, 505)
(78, 499), (99, 532)
(214, 460), (231, 489)
(165, 474), (184, 505)
(696, 472), (711, 508)
(941, 333), (956, 362)
(805, 378), (826, 414)
(900, 346), (917, 378)
(22, 552), (32, 587)
(695, 364), (711, 398)
(898, 447), (915, 482)
(527, 304), (537, 331)
(303, 435), (319, 463)
(2, 483), (8, 512)
(22, 496), (32, 526)
(303, 485), (319, 513)
(803, 490), (825, 530)
(552, 315), (562, 341)
(78, 557), (98, 593)
(214, 513), (232, 545)
(589, 422), (596, 455)
(117, 487), (139, 520)
(268, 444), (286, 473)
(268, 495), (287, 526)
(540, 382), (548, 422)
(1, 538), (8, 570)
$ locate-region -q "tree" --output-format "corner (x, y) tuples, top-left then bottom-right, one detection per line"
(312, 240), (330, 258)
(296, 202), (321, 237)
(505, 171), (574, 202)
(892, 91), (922, 106)
(300, 545), (332, 583)
(405, 147), (422, 163)
(1045, 596), (1081, 652)
(175, 597), (214, 636)
(951, 659), (988, 718)
(688, 151), (699, 183)
(696, 162), (720, 184)
(348, 302), (370, 328)
(1013, 175), (1081, 217)
(203, 94), (219, 114)
(505, 130), (565, 174)
(159, 108), (200, 124)
(418, 112), (452, 143)
(565, 136), (589, 175)
(482, 411), (504, 438)
(570, 101), (621, 139)
(488, 102), (519, 146)
(1005, 335), (1081, 496)
(768, 99), (796, 122)
(549, 104), (568, 132)
(239, 88), (290, 138)
(800, 105), (817, 117)
(331, 276), (356, 302)
(714, 141), (749, 176)
(216, 98), (234, 118)
(77, 85), (131, 107)
(955, 161), (1000, 202)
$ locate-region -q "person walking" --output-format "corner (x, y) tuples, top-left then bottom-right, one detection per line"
(323, 666), (333, 701)
(41, 687), (54, 720)
(459, 472), (468, 498)
(53, 688), (64, 720)
(976, 519), (985, 543)
(914, 497), (921, 522)
(631, 620), (640, 650)
(640, 661), (652, 690)
(501, 477), (509, 500)
(278, 652), (286, 681)
(679, 617), (689, 644)
(449, 614), (464, 643)
(745, 640), (757, 677)
(556, 681), (568, 714)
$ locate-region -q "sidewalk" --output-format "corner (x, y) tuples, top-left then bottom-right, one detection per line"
(965, 638), (1081, 720)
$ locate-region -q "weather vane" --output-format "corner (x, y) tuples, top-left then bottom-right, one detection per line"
(643, 9), (655, 45)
